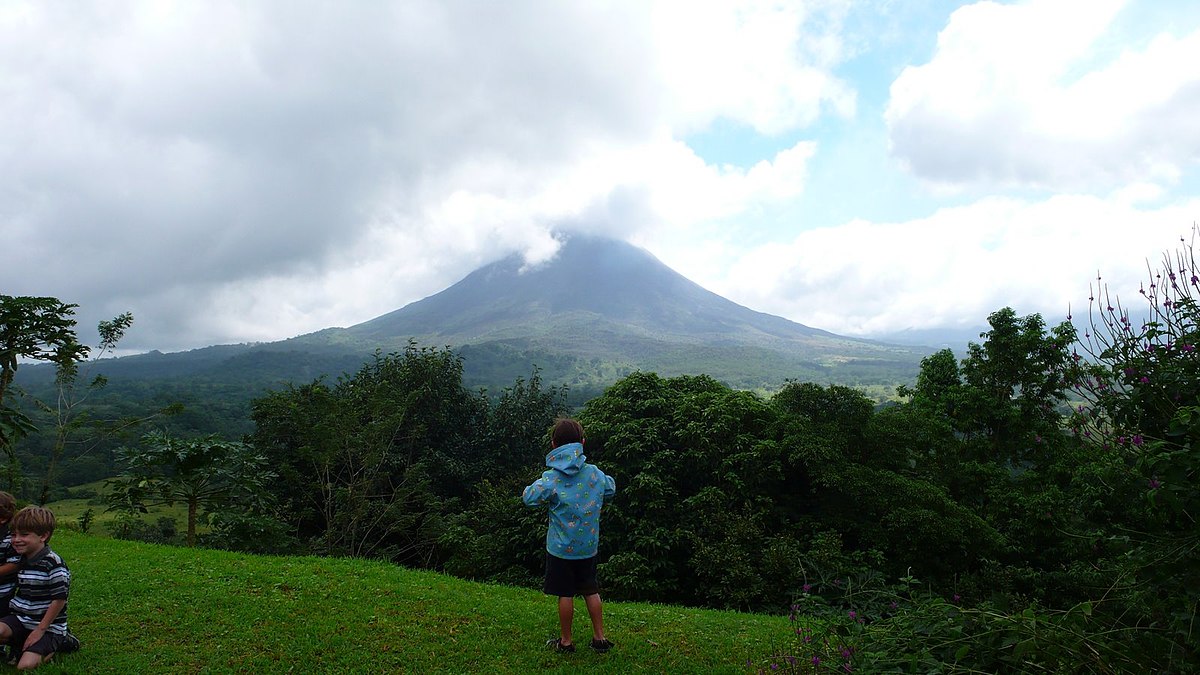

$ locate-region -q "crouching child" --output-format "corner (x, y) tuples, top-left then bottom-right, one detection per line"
(0, 507), (79, 670)
(522, 418), (617, 654)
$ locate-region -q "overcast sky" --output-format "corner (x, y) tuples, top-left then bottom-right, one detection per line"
(3, 0), (1199, 353)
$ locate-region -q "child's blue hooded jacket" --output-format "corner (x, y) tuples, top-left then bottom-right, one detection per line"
(522, 442), (617, 560)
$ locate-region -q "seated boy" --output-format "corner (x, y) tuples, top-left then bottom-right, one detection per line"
(0, 492), (21, 611)
(0, 506), (79, 670)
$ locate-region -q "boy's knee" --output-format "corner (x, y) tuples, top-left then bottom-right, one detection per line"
(16, 651), (46, 670)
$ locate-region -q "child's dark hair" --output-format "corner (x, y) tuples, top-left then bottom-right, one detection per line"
(551, 418), (585, 448)
(11, 506), (55, 540)
(0, 492), (15, 523)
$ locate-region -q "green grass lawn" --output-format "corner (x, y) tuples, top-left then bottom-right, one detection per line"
(36, 531), (784, 673)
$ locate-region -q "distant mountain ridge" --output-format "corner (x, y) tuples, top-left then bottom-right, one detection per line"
(17, 235), (933, 417)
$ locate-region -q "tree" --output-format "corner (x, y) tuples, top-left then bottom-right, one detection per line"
(0, 296), (88, 465)
(580, 372), (789, 609)
(772, 382), (876, 464)
(37, 312), (138, 504)
(249, 345), (483, 563)
(958, 307), (1078, 468)
(105, 431), (275, 547)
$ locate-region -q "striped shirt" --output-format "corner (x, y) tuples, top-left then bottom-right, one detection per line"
(0, 526), (19, 601)
(9, 546), (70, 634)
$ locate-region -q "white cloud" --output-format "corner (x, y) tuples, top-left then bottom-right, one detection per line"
(0, 0), (848, 350)
(10, 0), (1190, 358)
(886, 0), (1200, 190)
(650, 0), (856, 134)
(707, 189), (1200, 335)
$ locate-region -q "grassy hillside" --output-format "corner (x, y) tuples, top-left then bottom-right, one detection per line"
(42, 531), (785, 673)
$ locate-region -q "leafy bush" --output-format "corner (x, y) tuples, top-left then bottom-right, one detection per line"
(1064, 229), (1200, 666)
(201, 510), (301, 556)
(110, 513), (180, 546)
(754, 573), (1149, 674)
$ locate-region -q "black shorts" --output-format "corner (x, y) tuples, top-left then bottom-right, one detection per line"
(0, 614), (66, 657)
(543, 553), (600, 598)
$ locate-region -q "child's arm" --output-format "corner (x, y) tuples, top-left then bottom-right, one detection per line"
(22, 598), (66, 652)
(0, 561), (18, 578)
(522, 474), (555, 506)
(603, 473), (616, 498)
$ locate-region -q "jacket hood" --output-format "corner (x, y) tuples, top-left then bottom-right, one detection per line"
(545, 442), (586, 476)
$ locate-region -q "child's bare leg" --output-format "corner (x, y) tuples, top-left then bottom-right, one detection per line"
(16, 650), (50, 671)
(584, 593), (605, 640)
(557, 596), (574, 645)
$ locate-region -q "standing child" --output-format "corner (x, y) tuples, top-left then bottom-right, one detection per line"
(0, 506), (79, 670)
(523, 418), (617, 654)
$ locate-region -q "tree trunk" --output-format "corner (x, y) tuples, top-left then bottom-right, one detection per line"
(187, 499), (197, 547)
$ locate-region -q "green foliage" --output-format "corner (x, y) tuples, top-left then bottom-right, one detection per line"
(437, 370), (568, 584)
(579, 372), (787, 609)
(105, 431), (275, 547)
(0, 295), (88, 459)
(35, 311), (145, 505)
(200, 510), (300, 555)
(78, 507), (95, 534)
(249, 344), (484, 564)
(110, 513), (181, 545)
(758, 583), (1147, 674)
(438, 478), (546, 586)
(1068, 228), (1200, 666)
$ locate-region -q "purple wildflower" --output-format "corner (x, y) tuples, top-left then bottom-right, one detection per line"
(802, 584), (812, 593)
(1133, 435), (1144, 446)
(1149, 477), (1162, 489)
(812, 656), (821, 666)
